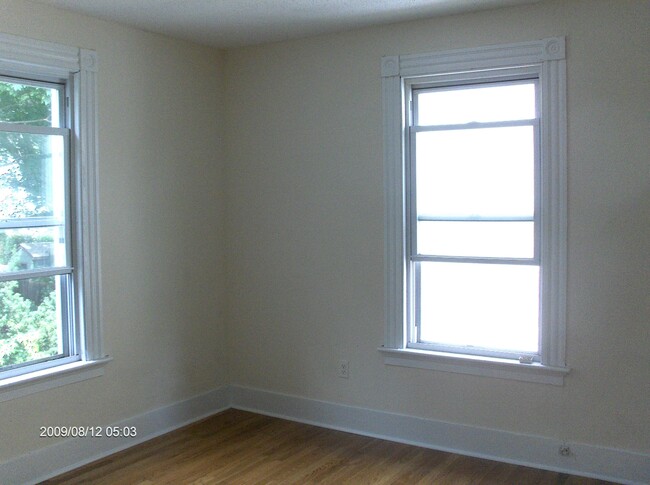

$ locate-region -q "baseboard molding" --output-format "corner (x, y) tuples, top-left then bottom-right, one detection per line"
(2, 384), (647, 485)
(231, 385), (649, 485)
(0, 386), (231, 485)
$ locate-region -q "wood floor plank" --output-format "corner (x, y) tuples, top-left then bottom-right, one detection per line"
(42, 409), (618, 485)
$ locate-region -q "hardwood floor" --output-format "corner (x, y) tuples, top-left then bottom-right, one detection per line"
(43, 409), (616, 484)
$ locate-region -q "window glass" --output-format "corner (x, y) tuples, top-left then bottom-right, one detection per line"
(416, 82), (535, 126)
(0, 80), (60, 127)
(417, 221), (534, 258)
(0, 227), (67, 273)
(415, 126), (535, 219)
(0, 275), (69, 369)
(0, 132), (66, 219)
(418, 262), (539, 353)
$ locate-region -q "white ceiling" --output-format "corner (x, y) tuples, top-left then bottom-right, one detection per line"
(35, 0), (541, 49)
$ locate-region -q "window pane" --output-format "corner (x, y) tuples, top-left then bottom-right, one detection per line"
(0, 79), (60, 127)
(415, 126), (534, 218)
(0, 132), (66, 219)
(418, 262), (539, 353)
(417, 221), (533, 258)
(0, 275), (67, 370)
(417, 82), (536, 126)
(0, 227), (67, 273)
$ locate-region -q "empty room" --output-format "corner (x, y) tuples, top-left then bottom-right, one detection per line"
(0, 0), (648, 483)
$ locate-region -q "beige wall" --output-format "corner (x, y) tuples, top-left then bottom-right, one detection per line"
(0, 0), (648, 467)
(0, 0), (228, 462)
(224, 0), (650, 454)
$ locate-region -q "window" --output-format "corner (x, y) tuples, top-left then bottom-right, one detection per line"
(0, 77), (73, 374)
(381, 38), (568, 384)
(0, 33), (105, 399)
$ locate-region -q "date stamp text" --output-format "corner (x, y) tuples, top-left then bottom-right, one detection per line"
(40, 426), (138, 438)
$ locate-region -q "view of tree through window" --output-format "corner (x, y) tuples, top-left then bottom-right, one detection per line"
(0, 79), (64, 369)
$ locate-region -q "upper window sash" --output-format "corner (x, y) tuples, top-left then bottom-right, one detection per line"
(407, 76), (541, 265)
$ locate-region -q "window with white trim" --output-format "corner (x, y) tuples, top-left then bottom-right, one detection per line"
(0, 32), (105, 399)
(381, 38), (568, 385)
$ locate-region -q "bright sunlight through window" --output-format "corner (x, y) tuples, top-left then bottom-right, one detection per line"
(411, 80), (540, 357)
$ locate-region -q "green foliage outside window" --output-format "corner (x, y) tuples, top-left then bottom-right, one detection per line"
(0, 281), (57, 367)
(0, 81), (54, 219)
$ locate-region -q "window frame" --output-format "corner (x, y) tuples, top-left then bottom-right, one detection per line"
(0, 75), (77, 378)
(0, 32), (107, 400)
(408, 73), (541, 361)
(380, 37), (569, 385)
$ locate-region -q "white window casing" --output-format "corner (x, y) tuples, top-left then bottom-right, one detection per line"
(380, 38), (568, 385)
(0, 32), (108, 401)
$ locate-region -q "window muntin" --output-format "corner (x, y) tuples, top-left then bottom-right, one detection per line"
(0, 76), (77, 377)
(408, 78), (541, 360)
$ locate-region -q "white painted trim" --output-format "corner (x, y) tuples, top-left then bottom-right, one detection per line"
(382, 51), (406, 350)
(0, 386), (232, 485)
(0, 32), (79, 79)
(0, 357), (111, 403)
(389, 37), (565, 78)
(379, 347), (568, 385)
(74, 50), (103, 361)
(540, 54), (568, 366)
(231, 386), (649, 485)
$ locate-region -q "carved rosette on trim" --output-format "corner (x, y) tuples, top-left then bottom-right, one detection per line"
(80, 49), (98, 72)
(381, 56), (399, 77)
(543, 37), (564, 60)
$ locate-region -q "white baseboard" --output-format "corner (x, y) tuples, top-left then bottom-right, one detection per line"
(2, 384), (648, 485)
(0, 386), (231, 485)
(231, 385), (650, 485)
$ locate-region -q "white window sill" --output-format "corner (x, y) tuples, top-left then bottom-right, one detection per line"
(0, 356), (112, 402)
(379, 347), (569, 385)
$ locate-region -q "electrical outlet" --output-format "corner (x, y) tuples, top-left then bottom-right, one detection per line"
(559, 445), (572, 457)
(338, 359), (350, 379)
